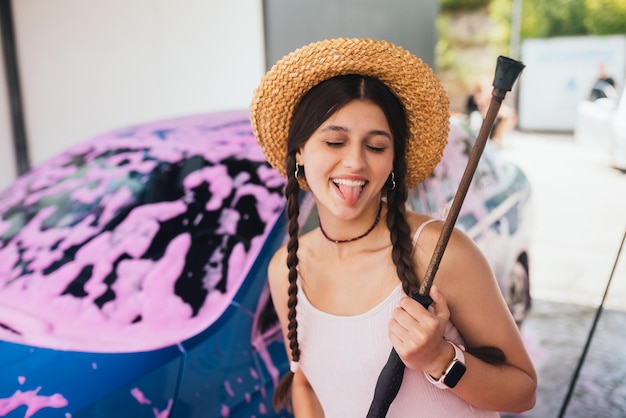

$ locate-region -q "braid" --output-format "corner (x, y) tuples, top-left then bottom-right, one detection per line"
(272, 155), (302, 411)
(386, 171), (420, 295)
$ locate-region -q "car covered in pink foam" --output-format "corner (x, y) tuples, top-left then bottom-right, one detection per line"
(0, 110), (532, 417)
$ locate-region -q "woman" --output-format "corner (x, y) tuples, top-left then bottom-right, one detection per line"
(251, 38), (536, 417)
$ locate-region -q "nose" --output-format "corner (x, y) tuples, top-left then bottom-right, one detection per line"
(342, 143), (366, 170)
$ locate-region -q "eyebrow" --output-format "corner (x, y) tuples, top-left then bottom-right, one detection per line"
(319, 125), (392, 140)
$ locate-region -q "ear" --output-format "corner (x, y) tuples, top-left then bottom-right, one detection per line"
(295, 149), (304, 166)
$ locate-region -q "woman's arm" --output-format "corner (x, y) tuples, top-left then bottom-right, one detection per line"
(391, 222), (537, 412)
(267, 248), (324, 417)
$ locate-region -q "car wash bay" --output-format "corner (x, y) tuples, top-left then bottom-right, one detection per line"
(499, 130), (626, 418)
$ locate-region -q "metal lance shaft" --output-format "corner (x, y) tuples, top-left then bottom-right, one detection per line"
(365, 56), (525, 418)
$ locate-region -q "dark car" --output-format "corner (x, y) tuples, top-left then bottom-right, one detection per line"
(0, 110), (532, 417)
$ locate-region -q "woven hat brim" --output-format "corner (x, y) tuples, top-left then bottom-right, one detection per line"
(250, 38), (450, 189)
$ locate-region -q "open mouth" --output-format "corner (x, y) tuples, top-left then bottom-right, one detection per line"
(332, 178), (367, 206)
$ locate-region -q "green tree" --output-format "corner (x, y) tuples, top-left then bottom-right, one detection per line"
(440, 0), (490, 12)
(584, 0), (626, 35)
(520, 0), (626, 38)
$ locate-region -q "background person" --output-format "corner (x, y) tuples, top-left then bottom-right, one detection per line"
(588, 62), (617, 101)
(466, 76), (518, 146)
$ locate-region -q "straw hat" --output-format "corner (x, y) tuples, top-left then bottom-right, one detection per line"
(250, 38), (450, 188)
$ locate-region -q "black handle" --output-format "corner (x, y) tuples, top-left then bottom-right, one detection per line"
(365, 294), (432, 418)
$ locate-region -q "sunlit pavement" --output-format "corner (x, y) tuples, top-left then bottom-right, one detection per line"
(498, 131), (626, 418)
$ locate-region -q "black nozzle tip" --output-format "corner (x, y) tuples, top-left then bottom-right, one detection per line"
(493, 56), (525, 92)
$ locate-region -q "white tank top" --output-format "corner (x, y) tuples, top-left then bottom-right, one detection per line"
(296, 219), (500, 417)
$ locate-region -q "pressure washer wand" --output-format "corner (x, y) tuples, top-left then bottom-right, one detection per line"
(366, 56), (525, 418)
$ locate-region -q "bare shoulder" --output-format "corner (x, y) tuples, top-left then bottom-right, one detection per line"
(405, 211), (442, 248)
(268, 229), (319, 295)
(405, 210), (438, 232)
(405, 211), (492, 289)
(409, 214), (507, 326)
(405, 210), (482, 255)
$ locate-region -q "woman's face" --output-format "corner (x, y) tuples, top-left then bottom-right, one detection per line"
(297, 99), (394, 218)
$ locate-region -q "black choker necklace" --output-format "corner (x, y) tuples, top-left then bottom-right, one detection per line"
(318, 201), (383, 244)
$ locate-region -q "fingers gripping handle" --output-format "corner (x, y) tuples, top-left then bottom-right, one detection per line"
(411, 292), (434, 310)
(366, 294), (432, 418)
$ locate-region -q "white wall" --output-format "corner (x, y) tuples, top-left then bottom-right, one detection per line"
(0, 20), (18, 191)
(3, 0), (264, 183)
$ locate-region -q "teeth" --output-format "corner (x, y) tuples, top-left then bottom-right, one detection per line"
(333, 179), (366, 187)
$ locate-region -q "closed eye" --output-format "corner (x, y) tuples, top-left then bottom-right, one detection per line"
(324, 141), (345, 148)
(367, 145), (387, 153)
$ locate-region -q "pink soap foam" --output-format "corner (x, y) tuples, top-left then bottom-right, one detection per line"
(0, 111), (286, 354)
(130, 387), (173, 418)
(0, 387), (68, 418)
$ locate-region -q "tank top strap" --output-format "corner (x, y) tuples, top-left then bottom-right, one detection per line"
(411, 218), (439, 249)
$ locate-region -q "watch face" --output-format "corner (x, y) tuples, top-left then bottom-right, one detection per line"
(443, 361), (467, 388)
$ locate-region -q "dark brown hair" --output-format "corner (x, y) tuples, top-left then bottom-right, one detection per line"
(272, 74), (420, 410)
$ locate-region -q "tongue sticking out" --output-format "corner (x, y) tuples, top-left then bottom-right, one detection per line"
(337, 184), (362, 206)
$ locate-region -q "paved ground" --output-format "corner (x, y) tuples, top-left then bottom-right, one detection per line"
(498, 131), (626, 418)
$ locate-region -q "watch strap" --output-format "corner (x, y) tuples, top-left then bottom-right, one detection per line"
(424, 340), (466, 389)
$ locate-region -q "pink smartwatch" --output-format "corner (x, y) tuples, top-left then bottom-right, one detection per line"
(425, 341), (467, 389)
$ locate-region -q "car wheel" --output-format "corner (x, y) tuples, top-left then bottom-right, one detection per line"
(505, 259), (531, 327)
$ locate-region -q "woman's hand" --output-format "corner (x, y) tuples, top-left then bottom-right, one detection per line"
(388, 285), (456, 378)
